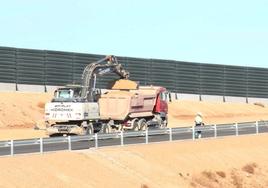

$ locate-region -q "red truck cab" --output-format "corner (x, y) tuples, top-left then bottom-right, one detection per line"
(154, 87), (168, 114)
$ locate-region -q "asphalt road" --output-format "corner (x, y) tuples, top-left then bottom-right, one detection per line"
(0, 123), (268, 156)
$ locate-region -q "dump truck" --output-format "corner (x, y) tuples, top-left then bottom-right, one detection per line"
(98, 84), (168, 133)
(45, 55), (168, 136)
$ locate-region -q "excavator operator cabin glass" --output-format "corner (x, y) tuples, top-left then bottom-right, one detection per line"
(58, 89), (73, 99)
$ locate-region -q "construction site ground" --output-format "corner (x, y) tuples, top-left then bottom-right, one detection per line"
(0, 134), (268, 188)
(1, 92), (268, 140)
(1, 91), (268, 187)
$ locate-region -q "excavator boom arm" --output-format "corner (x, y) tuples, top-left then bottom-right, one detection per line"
(81, 55), (129, 101)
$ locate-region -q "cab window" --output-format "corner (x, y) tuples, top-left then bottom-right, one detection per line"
(73, 89), (82, 98)
(160, 92), (166, 101)
(58, 90), (72, 99)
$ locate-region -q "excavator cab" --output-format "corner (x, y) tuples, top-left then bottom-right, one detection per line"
(52, 86), (83, 102)
(52, 86), (102, 102)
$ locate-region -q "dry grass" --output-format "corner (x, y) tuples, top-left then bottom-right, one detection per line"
(191, 176), (215, 188)
(141, 184), (149, 188)
(254, 102), (265, 108)
(189, 165), (264, 188)
(242, 163), (258, 174)
(191, 171), (219, 188)
(201, 171), (218, 182)
(216, 171), (226, 178)
(231, 171), (243, 188)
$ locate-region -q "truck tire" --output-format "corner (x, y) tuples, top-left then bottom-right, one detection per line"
(160, 118), (168, 129)
(101, 124), (112, 134)
(85, 123), (94, 135)
(138, 119), (147, 131)
(131, 118), (139, 131)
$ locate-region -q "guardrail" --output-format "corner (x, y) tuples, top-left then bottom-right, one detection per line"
(1, 120), (268, 157)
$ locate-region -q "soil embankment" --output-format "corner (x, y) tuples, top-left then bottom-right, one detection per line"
(0, 134), (268, 188)
(1, 92), (268, 140)
(0, 92), (52, 140)
(168, 100), (268, 127)
(0, 92), (53, 129)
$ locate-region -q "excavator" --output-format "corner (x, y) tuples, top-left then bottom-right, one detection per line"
(45, 55), (130, 136)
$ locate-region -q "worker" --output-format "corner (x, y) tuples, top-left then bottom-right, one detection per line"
(195, 112), (204, 139)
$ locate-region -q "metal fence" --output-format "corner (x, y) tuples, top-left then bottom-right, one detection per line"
(1, 120), (268, 157)
(1, 46), (268, 98)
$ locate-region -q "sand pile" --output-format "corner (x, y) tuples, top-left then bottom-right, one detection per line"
(110, 79), (138, 90)
(0, 92), (53, 129)
(0, 134), (268, 187)
(168, 100), (268, 127)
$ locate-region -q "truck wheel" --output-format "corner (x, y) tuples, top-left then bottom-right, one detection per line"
(138, 119), (147, 131)
(86, 123), (94, 135)
(160, 118), (167, 129)
(101, 124), (111, 134)
(131, 118), (139, 131)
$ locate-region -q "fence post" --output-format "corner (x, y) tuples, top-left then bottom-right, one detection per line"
(68, 136), (71, 151)
(192, 126), (195, 140)
(214, 124), (217, 138)
(95, 133), (98, 148)
(169, 127), (172, 141)
(235, 123), (238, 136)
(40, 138), (43, 154)
(145, 129), (148, 144)
(256, 121), (259, 134)
(120, 131), (124, 146)
(10, 140), (14, 156)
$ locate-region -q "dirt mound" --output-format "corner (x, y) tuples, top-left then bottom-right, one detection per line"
(0, 92), (53, 129)
(190, 163), (265, 188)
(1, 134), (268, 187)
(110, 79), (138, 90)
(168, 100), (268, 127)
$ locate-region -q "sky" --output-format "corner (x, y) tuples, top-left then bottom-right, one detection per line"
(0, 0), (268, 67)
